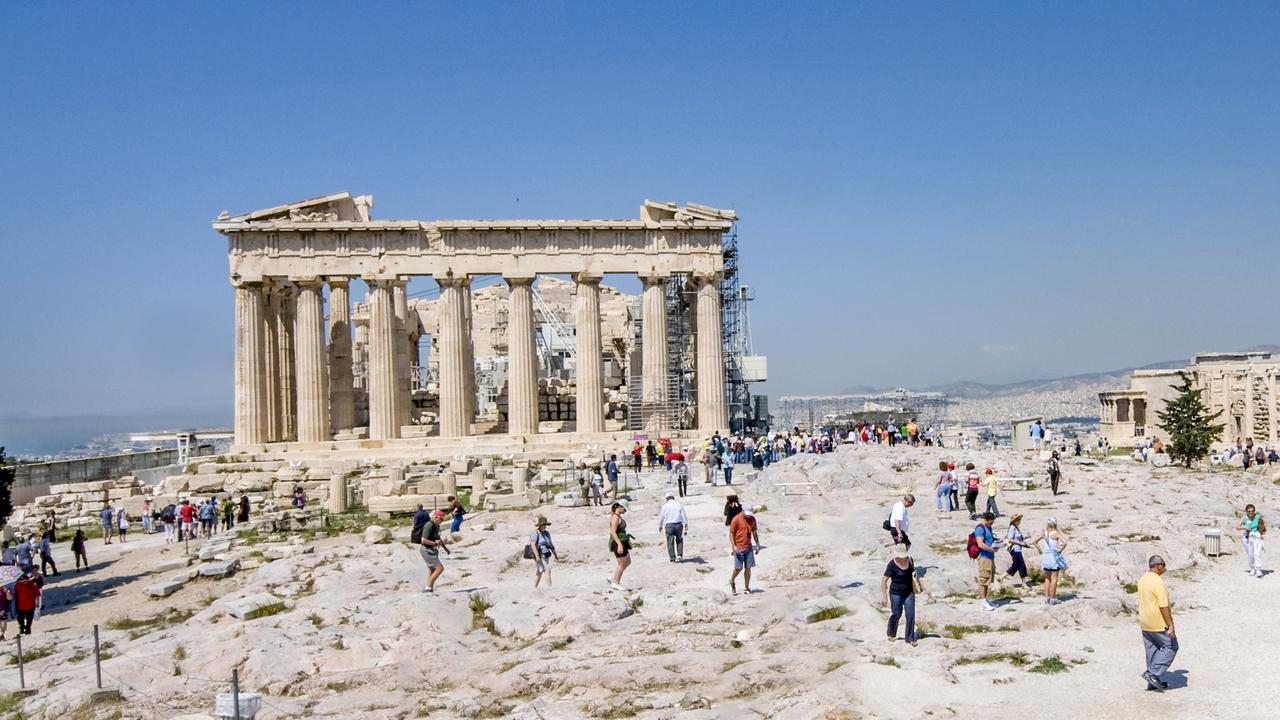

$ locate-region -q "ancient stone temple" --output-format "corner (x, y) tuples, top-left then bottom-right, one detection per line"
(1099, 351), (1280, 447)
(213, 192), (735, 450)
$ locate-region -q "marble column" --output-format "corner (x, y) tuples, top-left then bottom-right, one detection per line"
(574, 274), (604, 433)
(505, 277), (538, 435)
(233, 281), (268, 446)
(1244, 371), (1256, 442)
(437, 276), (471, 438)
(366, 280), (400, 440)
(327, 278), (355, 433)
(393, 280), (412, 430)
(353, 319), (370, 427)
(695, 273), (728, 433)
(293, 279), (330, 443)
(640, 274), (669, 431)
(276, 286), (297, 441)
(261, 285), (281, 442)
(462, 280), (476, 427)
(1269, 371), (1278, 444)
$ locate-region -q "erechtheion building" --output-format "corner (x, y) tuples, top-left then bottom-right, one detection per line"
(212, 192), (754, 453)
(1099, 351), (1280, 447)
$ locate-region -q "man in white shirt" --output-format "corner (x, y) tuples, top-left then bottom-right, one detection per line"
(657, 492), (689, 563)
(887, 494), (915, 551)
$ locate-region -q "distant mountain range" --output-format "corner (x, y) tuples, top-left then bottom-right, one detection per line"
(843, 345), (1280, 400)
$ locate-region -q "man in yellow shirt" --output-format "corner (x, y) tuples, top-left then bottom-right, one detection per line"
(1137, 555), (1177, 691)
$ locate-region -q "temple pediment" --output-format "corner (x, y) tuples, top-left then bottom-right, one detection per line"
(218, 192), (373, 224)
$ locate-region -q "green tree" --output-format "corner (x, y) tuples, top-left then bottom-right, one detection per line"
(1155, 372), (1225, 468)
(0, 447), (13, 526)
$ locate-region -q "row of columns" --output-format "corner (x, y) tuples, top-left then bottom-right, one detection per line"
(233, 272), (727, 447)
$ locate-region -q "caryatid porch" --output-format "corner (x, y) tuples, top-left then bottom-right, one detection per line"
(215, 193), (735, 449)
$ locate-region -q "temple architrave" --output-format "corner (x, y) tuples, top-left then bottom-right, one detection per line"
(1098, 351), (1280, 448)
(213, 192), (734, 452)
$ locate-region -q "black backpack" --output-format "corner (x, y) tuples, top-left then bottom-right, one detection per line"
(159, 505), (176, 522)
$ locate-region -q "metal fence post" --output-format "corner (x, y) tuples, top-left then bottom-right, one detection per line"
(16, 635), (24, 689)
(232, 668), (241, 720)
(94, 624), (102, 689)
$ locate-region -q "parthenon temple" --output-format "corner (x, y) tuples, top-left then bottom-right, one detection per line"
(213, 192), (747, 452)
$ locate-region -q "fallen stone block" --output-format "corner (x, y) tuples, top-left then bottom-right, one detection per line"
(199, 560), (239, 579)
(226, 593), (284, 620)
(152, 558), (192, 574)
(145, 578), (186, 597)
(363, 525), (391, 544)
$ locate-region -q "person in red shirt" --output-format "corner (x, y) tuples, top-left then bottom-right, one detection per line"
(13, 572), (41, 635)
(728, 510), (755, 595)
(178, 500), (196, 541)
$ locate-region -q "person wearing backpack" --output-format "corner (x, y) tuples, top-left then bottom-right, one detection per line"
(528, 516), (558, 589)
(418, 509), (449, 593)
(963, 464), (981, 520)
(972, 513), (999, 612)
(885, 495), (915, 551)
(1238, 504), (1266, 577)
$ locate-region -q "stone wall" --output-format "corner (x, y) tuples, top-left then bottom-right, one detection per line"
(9, 447), (213, 505)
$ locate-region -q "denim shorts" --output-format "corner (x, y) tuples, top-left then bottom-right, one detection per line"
(733, 548), (756, 570)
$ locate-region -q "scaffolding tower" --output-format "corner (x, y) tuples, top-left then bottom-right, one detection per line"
(720, 225), (757, 433)
(623, 220), (757, 435)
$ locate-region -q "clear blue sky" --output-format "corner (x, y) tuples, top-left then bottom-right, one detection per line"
(2, 2), (1277, 421)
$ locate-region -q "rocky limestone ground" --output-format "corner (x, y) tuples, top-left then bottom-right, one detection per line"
(2, 445), (1278, 720)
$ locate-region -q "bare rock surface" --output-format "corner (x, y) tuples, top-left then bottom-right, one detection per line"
(5, 445), (1279, 718)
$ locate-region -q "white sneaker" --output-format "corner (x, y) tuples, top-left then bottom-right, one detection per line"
(610, 582), (628, 592)
(980, 600), (994, 612)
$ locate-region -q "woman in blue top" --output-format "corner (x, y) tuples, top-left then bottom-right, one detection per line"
(1238, 504), (1266, 578)
(1034, 517), (1069, 605)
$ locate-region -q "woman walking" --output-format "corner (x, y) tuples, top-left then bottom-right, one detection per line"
(963, 464), (981, 520)
(881, 549), (921, 645)
(71, 529), (89, 571)
(1238, 504), (1266, 577)
(529, 516), (558, 588)
(1004, 515), (1032, 591)
(935, 461), (954, 512)
(116, 509), (130, 543)
(607, 502), (632, 591)
(1035, 517), (1069, 605)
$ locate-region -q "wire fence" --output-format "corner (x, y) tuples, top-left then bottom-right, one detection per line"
(3, 626), (294, 718)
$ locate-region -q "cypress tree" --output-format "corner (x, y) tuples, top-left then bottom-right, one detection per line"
(1155, 372), (1225, 468)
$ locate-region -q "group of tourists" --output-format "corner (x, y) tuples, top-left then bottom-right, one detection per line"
(882, 455), (1270, 692)
(931, 461), (1004, 519)
(0, 537), (56, 637)
(1218, 438), (1279, 468)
